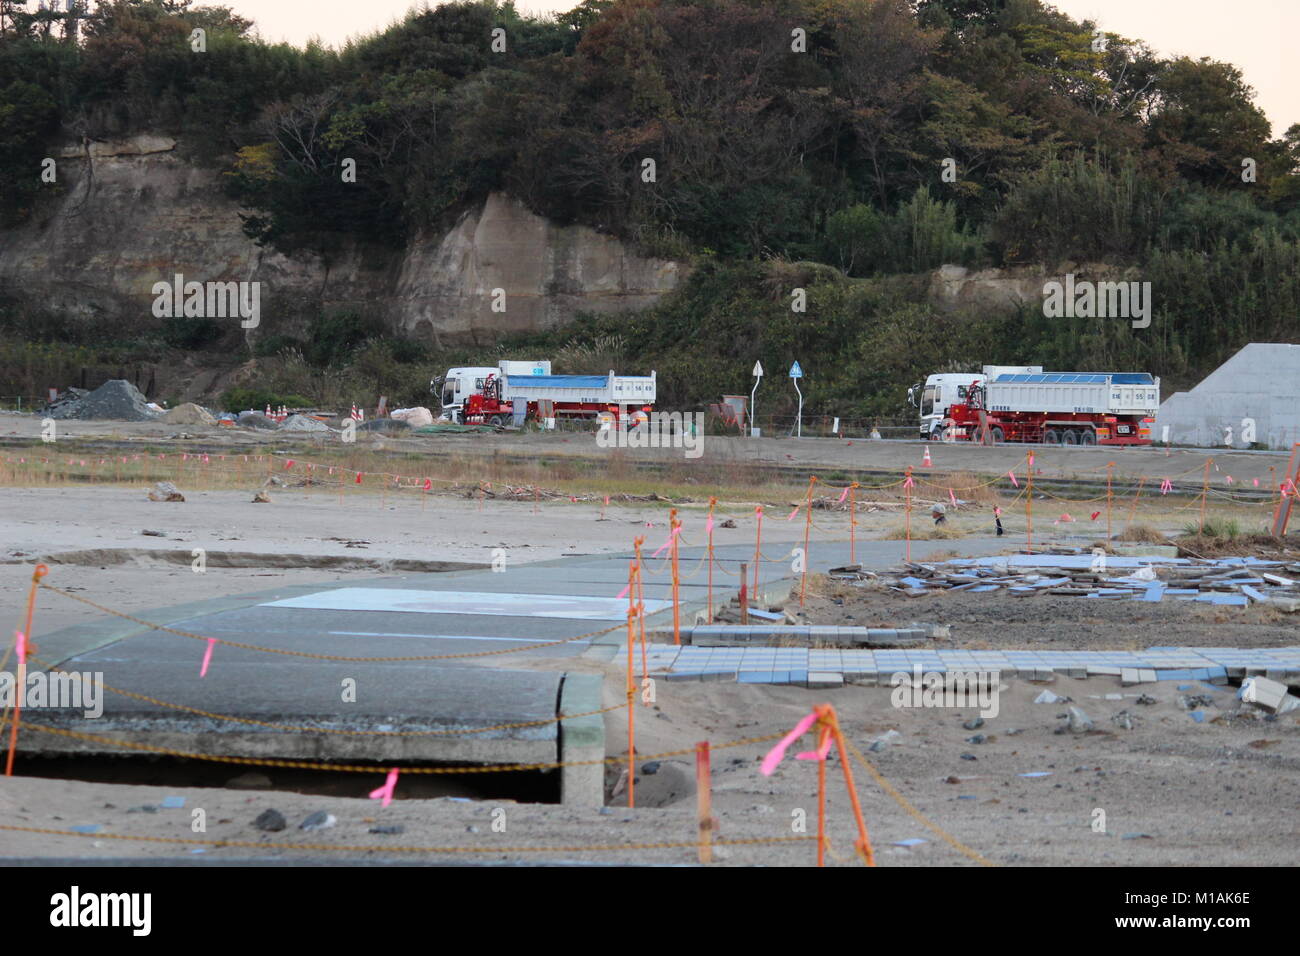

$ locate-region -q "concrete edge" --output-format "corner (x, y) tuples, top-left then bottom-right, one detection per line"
(558, 673), (605, 807)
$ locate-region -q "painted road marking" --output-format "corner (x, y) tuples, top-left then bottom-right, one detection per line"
(328, 630), (590, 644)
(262, 587), (669, 621)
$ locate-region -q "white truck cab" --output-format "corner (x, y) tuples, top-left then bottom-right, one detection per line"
(909, 366), (1041, 439)
(432, 361), (551, 423)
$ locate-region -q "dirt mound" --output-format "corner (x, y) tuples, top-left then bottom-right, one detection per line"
(48, 380), (160, 422)
(162, 403), (216, 425)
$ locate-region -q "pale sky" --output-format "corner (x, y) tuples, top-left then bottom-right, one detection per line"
(225, 0), (1297, 137)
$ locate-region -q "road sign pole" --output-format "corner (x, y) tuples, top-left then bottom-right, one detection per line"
(794, 379), (802, 438)
(788, 361), (804, 439)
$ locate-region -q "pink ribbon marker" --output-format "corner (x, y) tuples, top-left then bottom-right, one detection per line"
(1007, 471), (1019, 488)
(1225, 475), (1233, 485)
(837, 487), (850, 504)
(948, 487), (958, 506)
(369, 768), (399, 808)
(423, 478), (432, 491)
(1253, 478), (1259, 487)
(1027, 452), (1035, 467)
(787, 505), (800, 521)
(705, 514), (714, 535)
(284, 459), (295, 469)
(651, 526), (681, 558)
(761, 711), (819, 776)
(1160, 478), (1172, 495)
(903, 474), (914, 489)
(796, 733), (833, 763)
(15, 629), (27, 661)
(199, 638), (217, 678)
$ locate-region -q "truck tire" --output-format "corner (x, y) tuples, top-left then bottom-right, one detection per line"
(489, 414), (504, 427)
(1043, 429), (1061, 445)
(1078, 429), (1097, 445)
(990, 426), (1005, 444)
(1062, 429), (1079, 445)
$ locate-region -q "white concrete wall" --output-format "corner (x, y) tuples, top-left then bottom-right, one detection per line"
(1155, 344), (1300, 450)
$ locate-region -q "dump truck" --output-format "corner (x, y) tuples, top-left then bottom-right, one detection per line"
(433, 360), (657, 426)
(909, 366), (1159, 445)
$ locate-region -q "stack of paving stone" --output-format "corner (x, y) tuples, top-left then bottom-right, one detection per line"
(664, 624), (935, 647)
(867, 553), (1300, 608)
(644, 643), (1300, 688)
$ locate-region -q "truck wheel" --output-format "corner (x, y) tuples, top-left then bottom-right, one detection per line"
(990, 426), (1005, 444)
(489, 414), (504, 427)
(1078, 429), (1097, 446)
(1062, 430), (1079, 445)
(1043, 429), (1061, 445)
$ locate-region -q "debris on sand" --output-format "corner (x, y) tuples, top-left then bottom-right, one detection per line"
(48, 380), (161, 422)
(252, 490), (271, 503)
(846, 550), (1300, 609)
(147, 481), (185, 502)
(1240, 676), (1300, 714)
(253, 809), (286, 832)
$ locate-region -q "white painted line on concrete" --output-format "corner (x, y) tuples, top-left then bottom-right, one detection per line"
(328, 630), (589, 645)
(262, 587), (671, 620)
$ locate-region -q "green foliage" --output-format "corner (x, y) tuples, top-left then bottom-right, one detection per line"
(1, 0), (1298, 415)
(991, 153), (1167, 263)
(160, 316), (223, 350)
(221, 386), (313, 413)
(303, 310), (387, 367)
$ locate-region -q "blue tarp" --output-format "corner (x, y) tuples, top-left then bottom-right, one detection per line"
(990, 372), (1155, 385)
(506, 374), (608, 390)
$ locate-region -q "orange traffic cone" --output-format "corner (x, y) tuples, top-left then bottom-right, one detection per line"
(922, 445), (932, 468)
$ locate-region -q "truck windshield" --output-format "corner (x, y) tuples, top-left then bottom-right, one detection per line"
(442, 381), (456, 406)
(921, 386), (936, 417)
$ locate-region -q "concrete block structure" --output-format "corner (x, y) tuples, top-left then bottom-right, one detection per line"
(1155, 343), (1300, 450)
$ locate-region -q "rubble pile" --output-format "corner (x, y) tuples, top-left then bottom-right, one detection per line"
(834, 550), (1300, 610)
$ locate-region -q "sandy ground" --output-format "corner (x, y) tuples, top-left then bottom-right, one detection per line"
(1, 466), (1297, 866)
(0, 487), (811, 636)
(1, 410), (1289, 484)
(2, 670), (1296, 865)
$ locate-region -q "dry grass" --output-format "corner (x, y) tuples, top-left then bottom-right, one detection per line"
(1114, 523), (1168, 543)
(879, 522), (970, 540)
(0, 439), (809, 508)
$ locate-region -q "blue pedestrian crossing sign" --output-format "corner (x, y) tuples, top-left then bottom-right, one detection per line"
(789, 361), (803, 379)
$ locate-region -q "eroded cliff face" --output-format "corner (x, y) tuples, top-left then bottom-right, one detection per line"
(0, 135), (685, 344)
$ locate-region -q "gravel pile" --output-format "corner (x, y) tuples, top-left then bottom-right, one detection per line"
(48, 380), (160, 421)
(236, 412), (278, 430)
(163, 403), (216, 425)
(280, 414), (331, 433)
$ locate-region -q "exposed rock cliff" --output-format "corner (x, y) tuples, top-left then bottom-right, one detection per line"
(0, 135), (685, 344)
